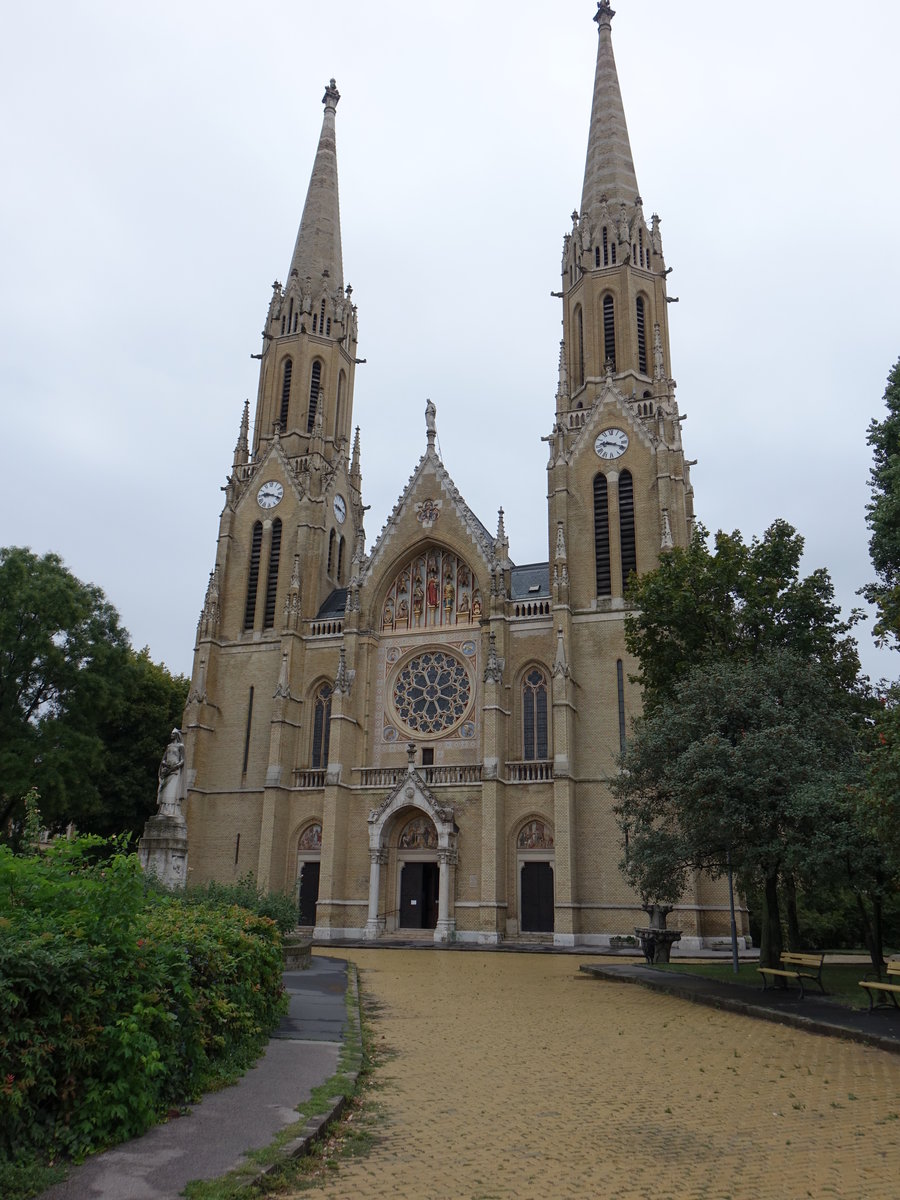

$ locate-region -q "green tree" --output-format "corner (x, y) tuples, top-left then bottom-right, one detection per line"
(625, 519), (861, 711)
(862, 359), (900, 650)
(0, 547), (188, 838)
(613, 650), (861, 968)
(619, 520), (866, 964)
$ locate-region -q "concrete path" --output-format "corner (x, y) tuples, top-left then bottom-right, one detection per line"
(40, 956), (348, 1200)
(300, 949), (900, 1200)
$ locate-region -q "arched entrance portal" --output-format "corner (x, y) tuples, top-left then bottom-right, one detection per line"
(366, 747), (459, 943)
(296, 823), (322, 928)
(517, 818), (555, 934)
(397, 815), (439, 930)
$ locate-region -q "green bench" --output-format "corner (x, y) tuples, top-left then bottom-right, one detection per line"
(757, 951), (826, 999)
(859, 960), (900, 1013)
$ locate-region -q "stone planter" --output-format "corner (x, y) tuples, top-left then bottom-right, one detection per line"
(283, 930), (313, 971)
(634, 927), (682, 964)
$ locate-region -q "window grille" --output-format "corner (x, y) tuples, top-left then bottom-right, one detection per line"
(307, 361), (322, 432)
(593, 475), (611, 596)
(636, 297), (647, 375)
(619, 470), (637, 586)
(243, 522), (263, 630)
(603, 296), (616, 371)
(279, 359), (293, 430)
(263, 518), (282, 629)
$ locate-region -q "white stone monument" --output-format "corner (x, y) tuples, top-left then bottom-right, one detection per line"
(139, 729), (189, 888)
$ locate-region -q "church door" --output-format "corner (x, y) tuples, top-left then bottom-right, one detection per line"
(521, 861), (554, 933)
(298, 860), (320, 927)
(399, 861), (439, 929)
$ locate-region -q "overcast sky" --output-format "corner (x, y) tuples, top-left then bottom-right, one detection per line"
(2, 1), (898, 686)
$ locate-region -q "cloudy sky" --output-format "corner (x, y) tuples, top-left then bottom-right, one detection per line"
(2, 1), (898, 685)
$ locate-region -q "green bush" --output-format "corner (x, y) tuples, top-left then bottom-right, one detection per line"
(184, 871), (299, 934)
(0, 838), (286, 1172)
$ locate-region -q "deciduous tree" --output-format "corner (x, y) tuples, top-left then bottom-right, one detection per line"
(862, 359), (900, 650)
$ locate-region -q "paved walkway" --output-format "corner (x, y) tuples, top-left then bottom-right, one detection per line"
(301, 949), (900, 1200)
(40, 956), (349, 1200)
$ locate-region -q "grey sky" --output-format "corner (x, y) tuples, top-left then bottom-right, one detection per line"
(2, 1), (898, 684)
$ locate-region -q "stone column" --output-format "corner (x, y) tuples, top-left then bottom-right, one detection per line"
(365, 849), (387, 939)
(434, 849), (457, 943)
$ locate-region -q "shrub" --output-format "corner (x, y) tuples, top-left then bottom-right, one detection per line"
(184, 871), (298, 934)
(0, 838), (286, 1170)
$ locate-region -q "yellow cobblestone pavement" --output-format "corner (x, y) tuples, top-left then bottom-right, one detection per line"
(304, 950), (900, 1200)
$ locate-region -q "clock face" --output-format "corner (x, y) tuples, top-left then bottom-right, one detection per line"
(333, 494), (347, 524)
(257, 480), (284, 509)
(594, 428), (629, 460)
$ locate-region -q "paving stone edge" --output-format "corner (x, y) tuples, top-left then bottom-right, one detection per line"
(257, 962), (363, 1183)
(579, 963), (900, 1057)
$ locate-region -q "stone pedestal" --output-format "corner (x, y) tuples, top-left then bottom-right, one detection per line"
(139, 813), (188, 890)
(634, 927), (682, 964)
(283, 931), (313, 970)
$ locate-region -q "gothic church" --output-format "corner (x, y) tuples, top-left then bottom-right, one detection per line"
(182, 4), (747, 948)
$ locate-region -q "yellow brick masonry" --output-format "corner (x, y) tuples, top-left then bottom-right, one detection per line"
(301, 950), (900, 1200)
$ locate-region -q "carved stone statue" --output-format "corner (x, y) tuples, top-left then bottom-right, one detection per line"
(425, 398), (437, 438)
(156, 729), (185, 817)
(139, 729), (189, 889)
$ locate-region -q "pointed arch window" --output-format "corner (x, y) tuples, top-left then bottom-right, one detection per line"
(311, 683), (332, 768)
(279, 359), (293, 431)
(337, 536), (345, 584)
(575, 305), (585, 389)
(523, 668), (549, 760)
(307, 361), (322, 432)
(636, 297), (647, 375)
(594, 474), (611, 597)
(335, 370), (345, 440)
(327, 528), (336, 577)
(639, 228), (645, 268)
(243, 521), (263, 630)
(263, 518), (282, 630)
(594, 245), (601, 268)
(603, 295), (616, 372)
(319, 299), (326, 334)
(618, 469), (637, 587)
(602, 226), (609, 266)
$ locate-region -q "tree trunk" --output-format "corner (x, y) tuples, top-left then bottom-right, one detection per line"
(784, 874), (803, 951)
(759, 872), (783, 970)
(855, 890), (885, 977)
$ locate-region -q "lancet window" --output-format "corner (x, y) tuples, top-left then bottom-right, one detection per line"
(279, 359), (292, 431)
(263, 518), (282, 630)
(311, 683), (332, 769)
(243, 521), (263, 631)
(522, 668), (549, 760)
(636, 296), (647, 375)
(619, 470), (637, 585)
(603, 296), (616, 371)
(381, 548), (481, 631)
(307, 360), (322, 433)
(593, 475), (611, 597)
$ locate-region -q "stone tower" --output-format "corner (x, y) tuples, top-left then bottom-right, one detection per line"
(182, 80), (365, 891)
(180, 8), (745, 951)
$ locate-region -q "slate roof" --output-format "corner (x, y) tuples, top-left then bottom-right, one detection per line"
(316, 588), (348, 618)
(510, 562), (550, 600)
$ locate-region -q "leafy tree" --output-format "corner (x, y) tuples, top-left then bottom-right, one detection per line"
(613, 649), (861, 968)
(0, 547), (188, 839)
(625, 519), (861, 711)
(862, 359), (900, 650)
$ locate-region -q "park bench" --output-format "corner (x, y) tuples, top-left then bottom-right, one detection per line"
(859, 960), (900, 1013)
(757, 951), (826, 999)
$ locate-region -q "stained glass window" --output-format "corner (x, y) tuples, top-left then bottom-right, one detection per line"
(392, 650), (471, 736)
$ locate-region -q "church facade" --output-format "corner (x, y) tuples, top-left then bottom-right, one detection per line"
(182, 4), (749, 948)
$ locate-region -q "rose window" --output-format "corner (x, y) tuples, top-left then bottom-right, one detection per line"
(392, 650), (471, 735)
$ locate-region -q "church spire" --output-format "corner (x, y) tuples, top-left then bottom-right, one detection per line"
(581, 3), (640, 221)
(287, 79), (344, 293)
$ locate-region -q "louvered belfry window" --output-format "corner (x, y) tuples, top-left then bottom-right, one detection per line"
(603, 296), (616, 371)
(636, 297), (647, 375)
(619, 469), (637, 586)
(279, 359), (292, 430)
(523, 668), (549, 760)
(594, 474), (611, 596)
(263, 518), (282, 630)
(243, 522), (263, 630)
(307, 361), (322, 432)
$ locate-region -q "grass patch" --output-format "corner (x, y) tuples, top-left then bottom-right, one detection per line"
(659, 960), (884, 1007)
